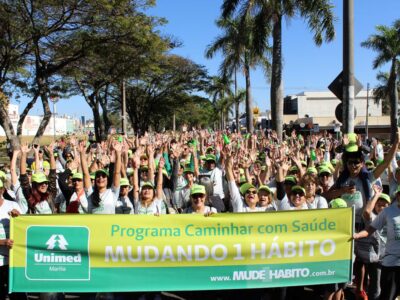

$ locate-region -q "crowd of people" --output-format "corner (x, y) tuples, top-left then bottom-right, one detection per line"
(0, 128), (400, 300)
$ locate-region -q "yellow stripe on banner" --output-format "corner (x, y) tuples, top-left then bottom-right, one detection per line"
(11, 209), (353, 268)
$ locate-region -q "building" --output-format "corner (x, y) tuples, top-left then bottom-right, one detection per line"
(283, 90), (390, 137)
(0, 104), (80, 136)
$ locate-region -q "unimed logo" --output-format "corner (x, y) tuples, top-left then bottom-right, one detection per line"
(26, 226), (90, 281)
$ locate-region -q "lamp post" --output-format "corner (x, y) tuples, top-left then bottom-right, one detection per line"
(365, 83), (369, 140)
(49, 96), (59, 141)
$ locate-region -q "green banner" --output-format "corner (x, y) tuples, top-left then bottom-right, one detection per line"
(10, 209), (354, 292)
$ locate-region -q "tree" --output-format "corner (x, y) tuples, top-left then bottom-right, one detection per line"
(207, 76), (233, 130)
(206, 17), (271, 133)
(362, 20), (400, 142)
(373, 71), (400, 116)
(222, 0), (335, 140)
(118, 55), (210, 133)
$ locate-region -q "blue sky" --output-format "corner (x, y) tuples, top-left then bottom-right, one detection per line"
(13, 0), (400, 119)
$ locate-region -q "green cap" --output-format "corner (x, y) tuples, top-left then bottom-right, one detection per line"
(345, 144), (358, 152)
(284, 176), (297, 185)
(258, 185), (272, 194)
(318, 166), (332, 175)
(31, 173), (48, 183)
(95, 169), (109, 177)
(289, 166), (299, 172)
(0, 179), (3, 188)
(378, 193), (391, 204)
(331, 159), (338, 166)
(239, 175), (247, 184)
(200, 155), (207, 161)
(140, 166), (149, 172)
(239, 182), (256, 196)
(90, 172), (95, 180)
(306, 167), (318, 175)
(205, 154), (216, 162)
(183, 166), (194, 174)
(330, 198), (347, 208)
(291, 185), (305, 195)
(142, 181), (155, 189)
(120, 178), (130, 187)
(72, 172), (83, 180)
(347, 133), (357, 144)
(300, 161), (307, 167)
(191, 184), (206, 195)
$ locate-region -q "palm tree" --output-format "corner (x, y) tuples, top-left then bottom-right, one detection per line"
(207, 76), (233, 129)
(361, 20), (400, 142)
(222, 0), (335, 141)
(206, 17), (271, 133)
(373, 71), (400, 115)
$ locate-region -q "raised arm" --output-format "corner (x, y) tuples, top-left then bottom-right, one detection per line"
(363, 185), (381, 221)
(10, 149), (20, 186)
(78, 141), (92, 190)
(20, 142), (31, 176)
(156, 157), (165, 199)
(373, 128), (400, 179)
(112, 141), (122, 188)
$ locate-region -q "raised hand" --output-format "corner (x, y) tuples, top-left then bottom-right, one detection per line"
(21, 142), (31, 154)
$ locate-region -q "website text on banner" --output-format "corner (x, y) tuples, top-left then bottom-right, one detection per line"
(10, 208), (354, 292)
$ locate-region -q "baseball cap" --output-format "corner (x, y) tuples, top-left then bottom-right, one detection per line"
(141, 181), (155, 189)
(72, 172), (83, 180)
(190, 184), (206, 196)
(378, 193), (391, 203)
(120, 178), (130, 187)
(291, 185), (306, 195)
(258, 185), (272, 194)
(95, 169), (109, 177)
(329, 198), (347, 208)
(239, 182), (256, 196)
(31, 173), (48, 183)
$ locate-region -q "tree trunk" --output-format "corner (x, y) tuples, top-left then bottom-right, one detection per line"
(389, 59), (399, 143)
(244, 60), (253, 133)
(235, 71), (239, 133)
(0, 104), (19, 149)
(32, 93), (52, 145)
(270, 14), (284, 141)
(17, 93), (39, 136)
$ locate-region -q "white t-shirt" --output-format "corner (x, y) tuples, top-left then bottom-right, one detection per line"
(279, 195), (309, 211)
(86, 186), (120, 214)
(306, 195), (328, 209)
(227, 181), (266, 213)
(184, 206), (217, 214)
(12, 181), (52, 214)
(0, 200), (22, 266)
(134, 198), (166, 215)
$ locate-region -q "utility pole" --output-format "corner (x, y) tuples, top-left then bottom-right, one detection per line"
(343, 0), (355, 133)
(365, 83), (369, 140)
(49, 96), (59, 141)
(121, 80), (127, 135)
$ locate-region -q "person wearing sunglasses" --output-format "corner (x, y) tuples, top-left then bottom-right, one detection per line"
(183, 184), (217, 215)
(225, 154), (265, 212)
(79, 141), (122, 214)
(19, 143), (57, 214)
(327, 130), (400, 300)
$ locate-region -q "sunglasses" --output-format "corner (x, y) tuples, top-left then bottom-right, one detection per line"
(72, 179), (82, 183)
(246, 190), (257, 195)
(319, 173), (331, 177)
(191, 193), (205, 199)
(38, 182), (49, 185)
(96, 173), (107, 179)
(347, 160), (361, 166)
(291, 191), (305, 197)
